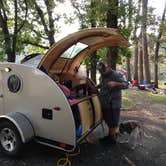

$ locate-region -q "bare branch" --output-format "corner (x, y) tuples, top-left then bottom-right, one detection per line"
(33, 0), (49, 36)
(32, 29), (48, 40)
(23, 40), (49, 49)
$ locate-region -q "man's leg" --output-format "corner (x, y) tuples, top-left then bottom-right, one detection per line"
(109, 107), (121, 139)
(99, 105), (119, 144)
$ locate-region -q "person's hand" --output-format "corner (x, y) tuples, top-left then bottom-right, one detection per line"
(107, 81), (118, 88)
(95, 84), (100, 89)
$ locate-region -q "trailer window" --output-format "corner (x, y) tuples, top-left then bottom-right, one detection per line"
(8, 75), (21, 93)
(60, 42), (88, 59)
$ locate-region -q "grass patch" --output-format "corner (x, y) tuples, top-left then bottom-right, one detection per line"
(158, 80), (166, 89)
(148, 93), (166, 103)
(122, 89), (148, 100)
(122, 89), (166, 107)
(122, 97), (134, 109)
(122, 90), (137, 109)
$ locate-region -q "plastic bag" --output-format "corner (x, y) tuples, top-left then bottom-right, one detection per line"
(86, 121), (109, 142)
(127, 127), (143, 149)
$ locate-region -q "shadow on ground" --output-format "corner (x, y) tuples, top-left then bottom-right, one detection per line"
(0, 114), (165, 166)
(0, 89), (166, 166)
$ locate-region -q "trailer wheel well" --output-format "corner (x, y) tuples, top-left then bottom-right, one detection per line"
(0, 112), (35, 143)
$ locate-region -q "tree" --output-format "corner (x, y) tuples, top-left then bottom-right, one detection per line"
(141, 0), (151, 83)
(31, 0), (55, 46)
(89, 0), (97, 83)
(106, 0), (118, 70)
(133, 0), (141, 82)
(70, 0), (90, 29)
(133, 45), (138, 80)
(70, 0), (138, 78)
(20, 0), (66, 52)
(0, 0), (28, 62)
(138, 41), (144, 83)
(125, 0), (132, 81)
(70, 0), (100, 82)
(154, 3), (166, 87)
(23, 0), (63, 49)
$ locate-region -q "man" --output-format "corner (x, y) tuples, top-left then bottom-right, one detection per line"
(97, 61), (128, 144)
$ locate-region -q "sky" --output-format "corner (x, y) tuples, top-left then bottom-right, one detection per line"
(150, 0), (165, 16)
(56, 0), (166, 40)
(55, 0), (80, 40)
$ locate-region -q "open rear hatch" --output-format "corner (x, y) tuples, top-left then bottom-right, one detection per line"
(37, 28), (130, 142)
(38, 28), (130, 75)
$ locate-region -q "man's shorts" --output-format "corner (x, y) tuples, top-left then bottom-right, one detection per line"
(102, 103), (121, 128)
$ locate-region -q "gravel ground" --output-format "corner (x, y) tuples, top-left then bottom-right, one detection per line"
(0, 90), (166, 166)
(0, 111), (165, 166)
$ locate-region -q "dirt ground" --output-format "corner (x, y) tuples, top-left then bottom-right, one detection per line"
(0, 89), (166, 166)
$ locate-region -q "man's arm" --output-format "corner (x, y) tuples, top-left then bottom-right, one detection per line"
(107, 71), (129, 89)
(95, 84), (101, 89)
(107, 81), (128, 89)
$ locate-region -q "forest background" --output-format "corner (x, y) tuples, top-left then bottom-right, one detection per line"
(0, 0), (165, 88)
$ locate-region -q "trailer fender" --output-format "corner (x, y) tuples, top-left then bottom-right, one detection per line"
(0, 112), (35, 143)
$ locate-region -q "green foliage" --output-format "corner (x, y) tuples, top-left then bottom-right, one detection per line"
(0, 50), (5, 61)
(0, 0), (30, 61)
(0, 0), (67, 60)
(96, 47), (108, 60)
(27, 46), (46, 55)
(0, 0), (164, 66)
(118, 0), (138, 41)
(118, 47), (132, 58)
(84, 56), (91, 70)
(83, 47), (108, 69)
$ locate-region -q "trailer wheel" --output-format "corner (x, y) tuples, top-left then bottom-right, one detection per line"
(0, 121), (23, 156)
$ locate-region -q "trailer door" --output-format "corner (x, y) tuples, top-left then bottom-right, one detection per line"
(0, 71), (4, 114)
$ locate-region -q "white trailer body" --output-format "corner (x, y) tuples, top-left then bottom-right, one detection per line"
(0, 28), (130, 156)
(0, 63), (76, 148)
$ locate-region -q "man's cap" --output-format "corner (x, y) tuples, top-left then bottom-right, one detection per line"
(97, 61), (109, 70)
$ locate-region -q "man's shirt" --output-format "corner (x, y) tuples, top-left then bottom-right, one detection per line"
(99, 69), (128, 109)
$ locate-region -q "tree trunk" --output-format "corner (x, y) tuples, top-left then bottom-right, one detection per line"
(0, 0), (13, 62)
(87, 68), (90, 78)
(133, 44), (138, 81)
(90, 52), (97, 83)
(12, 0), (18, 62)
(0, 0), (28, 62)
(141, 0), (151, 83)
(138, 43), (144, 84)
(154, 3), (166, 88)
(107, 48), (117, 70)
(126, 57), (131, 81)
(133, 0), (141, 82)
(33, 0), (55, 46)
(89, 0), (97, 83)
(154, 44), (159, 88)
(106, 0), (118, 70)
(126, 0), (132, 82)
(45, 0), (55, 45)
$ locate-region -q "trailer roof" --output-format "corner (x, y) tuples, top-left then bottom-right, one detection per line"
(38, 28), (130, 75)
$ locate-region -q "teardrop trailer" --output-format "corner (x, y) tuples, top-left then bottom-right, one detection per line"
(0, 28), (130, 156)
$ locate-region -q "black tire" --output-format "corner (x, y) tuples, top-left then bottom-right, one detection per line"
(0, 120), (23, 157)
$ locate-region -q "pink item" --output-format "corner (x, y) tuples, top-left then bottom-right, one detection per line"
(59, 84), (78, 105)
(132, 80), (138, 87)
(69, 99), (78, 105)
(59, 85), (71, 97)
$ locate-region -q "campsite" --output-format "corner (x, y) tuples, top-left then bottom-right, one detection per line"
(0, 0), (165, 166)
